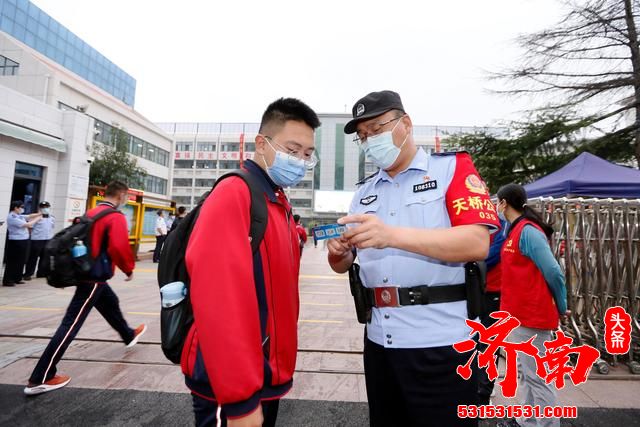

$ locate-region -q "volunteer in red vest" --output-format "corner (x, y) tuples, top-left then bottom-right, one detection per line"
(477, 216), (508, 405)
(496, 183), (568, 427)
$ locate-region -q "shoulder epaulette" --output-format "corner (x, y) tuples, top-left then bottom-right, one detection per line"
(356, 170), (379, 186)
(431, 150), (468, 157)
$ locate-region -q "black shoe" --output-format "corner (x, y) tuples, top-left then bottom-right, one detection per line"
(3, 282), (15, 287)
(478, 394), (491, 406)
(15, 280), (25, 284)
(23, 276), (32, 281)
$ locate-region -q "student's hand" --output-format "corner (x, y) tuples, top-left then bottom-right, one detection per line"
(560, 309), (571, 322)
(125, 272), (134, 282)
(339, 214), (393, 250)
(327, 236), (352, 259)
(228, 406), (263, 427)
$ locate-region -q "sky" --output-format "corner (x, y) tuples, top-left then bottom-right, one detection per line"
(31, 0), (566, 126)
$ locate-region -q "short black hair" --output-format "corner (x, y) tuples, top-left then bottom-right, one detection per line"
(10, 200), (24, 211)
(105, 181), (129, 197)
(157, 210), (163, 216)
(259, 98), (320, 134)
(177, 206), (186, 214)
(293, 214), (301, 223)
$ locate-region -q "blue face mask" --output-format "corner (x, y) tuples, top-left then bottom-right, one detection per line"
(362, 119), (408, 170)
(263, 143), (306, 188)
(497, 201), (507, 222)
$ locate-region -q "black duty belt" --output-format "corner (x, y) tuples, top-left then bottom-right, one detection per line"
(368, 284), (466, 308)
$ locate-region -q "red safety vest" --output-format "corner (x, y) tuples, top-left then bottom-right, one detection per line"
(500, 219), (559, 330)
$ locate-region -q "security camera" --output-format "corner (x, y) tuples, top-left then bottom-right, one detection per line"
(77, 104), (89, 113)
(93, 129), (101, 136)
(87, 155), (95, 164)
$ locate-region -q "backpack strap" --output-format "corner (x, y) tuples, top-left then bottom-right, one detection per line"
(211, 169), (271, 380)
(89, 206), (121, 222)
(213, 169), (268, 253)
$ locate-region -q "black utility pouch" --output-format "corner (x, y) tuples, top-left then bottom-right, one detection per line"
(465, 261), (487, 319)
(348, 263), (372, 324)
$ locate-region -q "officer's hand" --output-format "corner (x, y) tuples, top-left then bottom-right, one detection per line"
(339, 214), (392, 250)
(125, 272), (134, 282)
(327, 236), (352, 259)
(228, 406), (263, 427)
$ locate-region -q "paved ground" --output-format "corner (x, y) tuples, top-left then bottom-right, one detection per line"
(1, 243), (639, 426)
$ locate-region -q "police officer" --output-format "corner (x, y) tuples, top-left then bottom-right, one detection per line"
(3, 201), (42, 286)
(23, 201), (55, 280)
(328, 90), (500, 427)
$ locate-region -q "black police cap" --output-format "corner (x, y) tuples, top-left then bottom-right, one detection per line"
(344, 90), (405, 134)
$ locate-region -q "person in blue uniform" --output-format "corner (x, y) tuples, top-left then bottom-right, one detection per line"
(328, 90), (500, 427)
(23, 201), (55, 280)
(3, 201), (42, 286)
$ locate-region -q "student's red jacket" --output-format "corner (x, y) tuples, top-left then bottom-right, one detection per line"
(182, 160), (301, 419)
(87, 202), (135, 276)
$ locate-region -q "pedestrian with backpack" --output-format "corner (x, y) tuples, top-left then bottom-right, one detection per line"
(181, 98), (319, 427)
(23, 181), (147, 396)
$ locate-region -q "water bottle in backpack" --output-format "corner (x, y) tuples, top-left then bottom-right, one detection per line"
(72, 240), (91, 273)
(160, 281), (187, 308)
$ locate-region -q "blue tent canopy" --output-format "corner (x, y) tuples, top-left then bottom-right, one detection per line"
(524, 152), (640, 199)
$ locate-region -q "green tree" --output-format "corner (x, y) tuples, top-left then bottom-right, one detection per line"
(493, 0), (640, 167)
(449, 113), (621, 193)
(89, 128), (147, 189)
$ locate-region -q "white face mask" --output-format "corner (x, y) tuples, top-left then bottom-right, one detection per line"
(362, 118), (409, 170)
(41, 208), (50, 215)
(17, 207), (24, 214)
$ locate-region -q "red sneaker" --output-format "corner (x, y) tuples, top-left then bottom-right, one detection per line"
(126, 324), (147, 348)
(24, 374), (71, 396)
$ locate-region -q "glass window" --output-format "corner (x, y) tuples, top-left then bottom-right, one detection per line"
(173, 178), (192, 187)
(197, 143), (215, 151)
(174, 160), (194, 169)
(195, 160), (216, 169)
(0, 54), (19, 76)
(173, 196), (192, 205)
(195, 179), (216, 187)
(290, 199), (312, 208)
(221, 143), (239, 152)
(244, 142), (256, 152)
(219, 160), (240, 169)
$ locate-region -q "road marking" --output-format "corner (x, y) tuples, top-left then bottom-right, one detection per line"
(0, 306), (159, 317)
(299, 319), (343, 324)
(0, 306), (61, 312)
(299, 291), (344, 295)
(300, 283), (345, 288)
(133, 270), (346, 280)
(300, 302), (344, 307)
(299, 275), (346, 281)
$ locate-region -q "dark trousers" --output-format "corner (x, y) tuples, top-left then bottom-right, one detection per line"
(364, 336), (478, 427)
(477, 292), (501, 401)
(153, 235), (166, 262)
(28, 282), (135, 384)
(192, 394), (280, 427)
(3, 239), (28, 284)
(24, 239), (48, 278)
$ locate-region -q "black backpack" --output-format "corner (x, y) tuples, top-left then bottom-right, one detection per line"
(42, 207), (120, 288)
(157, 170), (268, 364)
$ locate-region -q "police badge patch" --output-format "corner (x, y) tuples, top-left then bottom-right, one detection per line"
(360, 195), (377, 205)
(465, 174), (487, 195)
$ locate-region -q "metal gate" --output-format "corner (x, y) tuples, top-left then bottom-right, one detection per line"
(528, 197), (640, 374)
